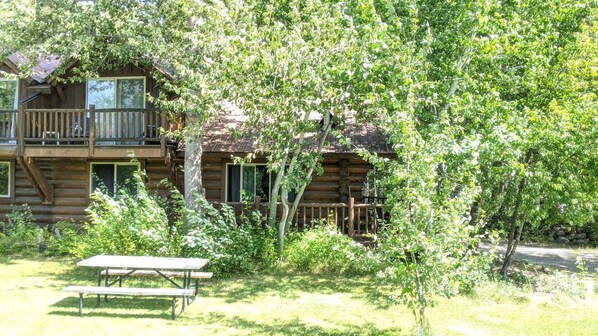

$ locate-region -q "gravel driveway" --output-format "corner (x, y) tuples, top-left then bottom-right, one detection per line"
(483, 242), (598, 273)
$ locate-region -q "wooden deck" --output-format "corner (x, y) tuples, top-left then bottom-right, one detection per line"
(0, 106), (168, 158)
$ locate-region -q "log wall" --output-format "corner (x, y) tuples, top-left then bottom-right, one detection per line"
(201, 154), (372, 204)
(0, 157), (181, 227)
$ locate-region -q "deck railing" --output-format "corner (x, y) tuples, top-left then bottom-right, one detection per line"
(20, 106), (164, 145)
(221, 197), (387, 236)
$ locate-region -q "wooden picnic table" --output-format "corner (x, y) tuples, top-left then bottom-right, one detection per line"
(65, 255), (209, 319)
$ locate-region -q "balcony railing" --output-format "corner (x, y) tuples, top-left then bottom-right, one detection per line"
(218, 197), (388, 236)
(0, 105), (167, 150)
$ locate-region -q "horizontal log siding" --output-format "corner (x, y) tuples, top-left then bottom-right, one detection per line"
(202, 156), (223, 202)
(200, 155), (372, 204)
(0, 158), (181, 227)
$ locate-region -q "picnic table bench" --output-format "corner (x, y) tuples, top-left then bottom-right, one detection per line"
(64, 286), (194, 320)
(100, 269), (213, 296)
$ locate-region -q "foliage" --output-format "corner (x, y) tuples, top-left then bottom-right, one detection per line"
(44, 220), (86, 257)
(76, 170), (179, 258)
(0, 204), (45, 255)
(182, 195), (277, 276)
(284, 224), (382, 275)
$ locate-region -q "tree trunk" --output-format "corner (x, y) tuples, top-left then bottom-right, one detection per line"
(277, 188), (290, 258)
(500, 149), (534, 277)
(268, 158), (287, 227)
(184, 133), (204, 209)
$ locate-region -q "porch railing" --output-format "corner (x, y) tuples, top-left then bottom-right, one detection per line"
(20, 106), (164, 145)
(221, 197), (387, 236)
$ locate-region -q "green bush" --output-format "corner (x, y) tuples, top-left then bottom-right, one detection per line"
(45, 220), (86, 256)
(0, 205), (45, 255)
(182, 195), (277, 276)
(284, 223), (382, 275)
(75, 171), (180, 258)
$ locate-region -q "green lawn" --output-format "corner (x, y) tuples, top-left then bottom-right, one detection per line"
(0, 255), (596, 335)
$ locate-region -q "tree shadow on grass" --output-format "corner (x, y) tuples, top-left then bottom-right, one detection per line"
(180, 312), (407, 336)
(206, 272), (394, 309)
(50, 296), (180, 320)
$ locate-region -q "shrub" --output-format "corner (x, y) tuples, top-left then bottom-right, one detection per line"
(45, 220), (86, 256)
(182, 195), (277, 276)
(0, 205), (45, 255)
(284, 223), (382, 275)
(76, 171), (180, 258)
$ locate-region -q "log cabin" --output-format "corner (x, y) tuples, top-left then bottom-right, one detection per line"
(0, 57), (392, 235)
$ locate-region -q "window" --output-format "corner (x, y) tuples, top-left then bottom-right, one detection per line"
(226, 164), (296, 203)
(227, 164), (270, 202)
(90, 162), (140, 196)
(87, 77), (145, 109)
(87, 77), (145, 141)
(0, 161), (11, 197)
(0, 79), (18, 141)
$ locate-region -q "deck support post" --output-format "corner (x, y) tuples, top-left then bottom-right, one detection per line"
(348, 197), (355, 237)
(88, 104), (95, 155)
(17, 103), (24, 156)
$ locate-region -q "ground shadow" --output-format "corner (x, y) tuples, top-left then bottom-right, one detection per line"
(205, 272), (394, 309)
(179, 311), (406, 336)
(50, 296), (180, 320)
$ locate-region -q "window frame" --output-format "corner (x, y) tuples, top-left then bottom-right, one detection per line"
(225, 163), (271, 203)
(0, 160), (13, 198)
(89, 161), (141, 196)
(0, 78), (18, 110)
(86, 76), (146, 109)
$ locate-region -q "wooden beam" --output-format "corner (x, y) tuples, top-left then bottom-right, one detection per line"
(55, 85), (67, 103)
(23, 146), (163, 158)
(16, 157), (54, 204)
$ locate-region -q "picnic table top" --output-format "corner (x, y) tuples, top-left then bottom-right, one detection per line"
(76, 255), (209, 270)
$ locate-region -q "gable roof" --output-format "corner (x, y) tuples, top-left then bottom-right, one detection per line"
(5, 53), (63, 83)
(202, 109), (392, 155)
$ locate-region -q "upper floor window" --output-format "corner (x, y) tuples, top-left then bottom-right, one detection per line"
(0, 79), (18, 110)
(90, 162), (140, 197)
(87, 77), (145, 109)
(0, 161), (12, 197)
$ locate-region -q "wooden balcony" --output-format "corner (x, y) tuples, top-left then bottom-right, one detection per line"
(0, 106), (168, 158)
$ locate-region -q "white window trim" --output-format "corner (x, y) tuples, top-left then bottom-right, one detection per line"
(225, 163), (270, 202)
(89, 162), (141, 195)
(85, 76), (146, 109)
(0, 161), (12, 198)
(0, 78), (18, 110)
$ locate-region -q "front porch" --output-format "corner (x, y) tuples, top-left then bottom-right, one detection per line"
(221, 197), (387, 237)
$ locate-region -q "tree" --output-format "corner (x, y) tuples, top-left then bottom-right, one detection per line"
(348, 0), (597, 330)
(465, 0), (598, 276)
(345, 0), (498, 331)
(201, 0), (365, 255)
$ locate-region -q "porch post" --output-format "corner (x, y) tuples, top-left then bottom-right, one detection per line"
(160, 112), (167, 157)
(17, 103), (24, 156)
(348, 197), (355, 237)
(88, 104), (95, 154)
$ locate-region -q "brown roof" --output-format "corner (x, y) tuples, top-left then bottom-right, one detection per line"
(6, 53), (62, 83)
(202, 109), (392, 155)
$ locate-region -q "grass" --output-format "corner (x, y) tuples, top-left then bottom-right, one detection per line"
(0, 255), (596, 336)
